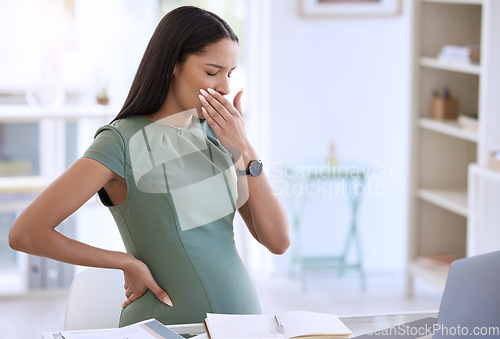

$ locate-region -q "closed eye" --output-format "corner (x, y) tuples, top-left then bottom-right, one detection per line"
(206, 72), (232, 78)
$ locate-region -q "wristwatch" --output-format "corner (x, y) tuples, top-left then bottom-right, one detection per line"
(236, 160), (263, 177)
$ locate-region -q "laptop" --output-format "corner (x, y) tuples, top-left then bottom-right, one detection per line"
(355, 250), (500, 338)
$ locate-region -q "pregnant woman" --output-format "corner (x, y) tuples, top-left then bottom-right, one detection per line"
(9, 6), (289, 326)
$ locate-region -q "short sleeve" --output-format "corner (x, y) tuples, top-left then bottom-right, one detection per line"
(82, 127), (126, 178)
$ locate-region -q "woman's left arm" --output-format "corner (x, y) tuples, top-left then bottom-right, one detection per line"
(200, 88), (290, 255)
(234, 151), (290, 255)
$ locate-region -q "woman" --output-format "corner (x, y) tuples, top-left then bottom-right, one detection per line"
(9, 6), (289, 326)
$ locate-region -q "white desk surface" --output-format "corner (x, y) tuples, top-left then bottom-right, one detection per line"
(42, 310), (439, 338)
(42, 322), (205, 339)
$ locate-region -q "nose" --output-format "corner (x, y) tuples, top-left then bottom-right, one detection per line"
(214, 76), (230, 96)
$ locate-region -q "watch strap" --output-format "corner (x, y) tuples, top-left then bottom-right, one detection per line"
(236, 168), (250, 177)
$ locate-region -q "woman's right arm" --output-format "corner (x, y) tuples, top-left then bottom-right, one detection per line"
(8, 157), (172, 307)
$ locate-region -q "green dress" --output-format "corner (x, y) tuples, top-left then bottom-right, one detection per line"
(82, 115), (261, 326)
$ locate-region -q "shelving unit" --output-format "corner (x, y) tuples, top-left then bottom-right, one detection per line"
(467, 165), (500, 256)
(417, 189), (468, 217)
(407, 0), (500, 295)
(0, 104), (116, 294)
(418, 118), (478, 142)
(420, 57), (481, 75)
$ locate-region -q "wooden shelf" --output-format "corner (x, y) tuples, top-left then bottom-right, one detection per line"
(0, 199), (35, 212)
(0, 105), (117, 122)
(420, 57), (481, 75)
(0, 177), (45, 211)
(408, 260), (449, 291)
(419, 118), (478, 142)
(422, 0), (483, 5)
(418, 188), (468, 217)
(0, 176), (45, 194)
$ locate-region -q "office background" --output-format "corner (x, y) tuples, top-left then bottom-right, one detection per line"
(2, 0), (499, 337)
(0, 0), (412, 283)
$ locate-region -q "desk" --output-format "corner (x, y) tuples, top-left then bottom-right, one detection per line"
(284, 162), (367, 290)
(42, 322), (205, 339)
(341, 311), (438, 337)
(42, 311), (438, 338)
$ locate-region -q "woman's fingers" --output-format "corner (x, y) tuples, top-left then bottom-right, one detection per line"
(233, 88), (243, 116)
(121, 259), (173, 308)
(199, 87), (248, 156)
(199, 94), (221, 123)
(122, 285), (141, 308)
(122, 292), (138, 308)
(201, 106), (222, 132)
(206, 88), (237, 114)
(200, 89), (237, 120)
(149, 281), (173, 307)
(199, 88), (244, 131)
(199, 92), (227, 125)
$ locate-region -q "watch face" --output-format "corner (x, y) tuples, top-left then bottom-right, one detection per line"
(248, 160), (263, 176)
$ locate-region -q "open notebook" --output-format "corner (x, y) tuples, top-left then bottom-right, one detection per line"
(203, 311), (352, 339)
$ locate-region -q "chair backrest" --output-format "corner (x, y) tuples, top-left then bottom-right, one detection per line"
(64, 267), (125, 330)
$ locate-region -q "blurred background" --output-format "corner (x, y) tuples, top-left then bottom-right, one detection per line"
(3, 0), (499, 337)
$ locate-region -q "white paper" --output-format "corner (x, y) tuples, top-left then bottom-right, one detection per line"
(60, 318), (180, 339)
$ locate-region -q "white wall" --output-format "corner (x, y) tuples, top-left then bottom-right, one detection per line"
(266, 0), (413, 272)
(0, 0), (158, 104)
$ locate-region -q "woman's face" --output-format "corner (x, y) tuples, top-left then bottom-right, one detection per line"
(169, 38), (239, 117)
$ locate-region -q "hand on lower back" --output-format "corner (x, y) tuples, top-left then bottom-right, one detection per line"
(121, 258), (173, 308)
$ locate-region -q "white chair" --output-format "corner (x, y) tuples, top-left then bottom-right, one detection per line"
(63, 268), (206, 336)
(64, 267), (125, 330)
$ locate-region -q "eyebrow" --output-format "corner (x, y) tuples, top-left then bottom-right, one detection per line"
(204, 63), (237, 70)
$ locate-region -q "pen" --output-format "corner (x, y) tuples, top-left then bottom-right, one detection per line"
(274, 315), (285, 334)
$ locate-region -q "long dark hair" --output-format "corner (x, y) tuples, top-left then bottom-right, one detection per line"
(111, 6), (238, 122)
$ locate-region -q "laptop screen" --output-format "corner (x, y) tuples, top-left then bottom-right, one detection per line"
(434, 251), (500, 338)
